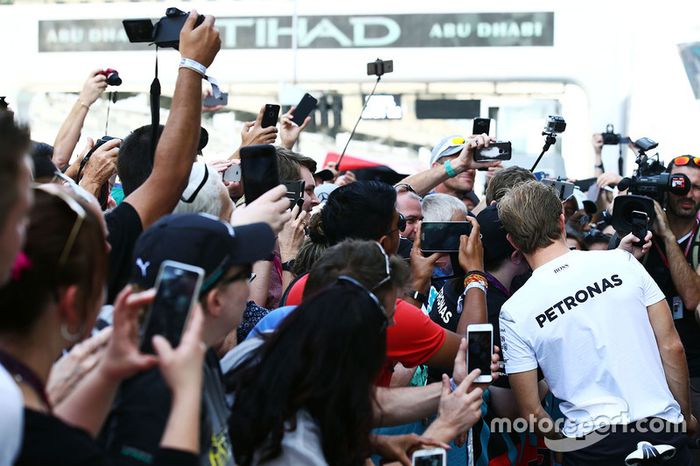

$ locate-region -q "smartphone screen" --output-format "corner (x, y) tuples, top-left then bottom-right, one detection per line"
(474, 142), (512, 162)
(420, 222), (472, 253)
(413, 451), (446, 466)
(292, 93), (318, 126)
(261, 104), (280, 128)
(140, 261), (204, 354)
(240, 144), (280, 204)
(468, 329), (493, 375)
(541, 179), (575, 201)
(472, 117), (491, 136)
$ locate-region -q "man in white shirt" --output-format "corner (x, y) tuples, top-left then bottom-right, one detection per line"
(497, 180), (697, 465)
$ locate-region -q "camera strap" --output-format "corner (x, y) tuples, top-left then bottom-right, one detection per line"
(149, 47), (161, 164)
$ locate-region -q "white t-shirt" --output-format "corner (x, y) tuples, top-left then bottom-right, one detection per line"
(499, 249), (682, 437)
(0, 364), (23, 466)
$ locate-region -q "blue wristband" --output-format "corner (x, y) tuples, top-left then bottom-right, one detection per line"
(444, 160), (457, 178)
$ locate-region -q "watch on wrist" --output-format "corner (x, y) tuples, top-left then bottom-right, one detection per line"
(282, 259), (296, 272)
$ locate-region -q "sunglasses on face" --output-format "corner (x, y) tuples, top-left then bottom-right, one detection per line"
(671, 156), (700, 169)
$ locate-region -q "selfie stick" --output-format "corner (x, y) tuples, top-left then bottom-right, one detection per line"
(530, 133), (558, 172)
(336, 75), (381, 171)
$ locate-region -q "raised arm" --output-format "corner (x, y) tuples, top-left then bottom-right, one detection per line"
(397, 135), (498, 196)
(52, 70), (107, 169)
(125, 11), (221, 229)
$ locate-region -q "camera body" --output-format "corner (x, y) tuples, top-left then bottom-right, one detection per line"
(612, 137), (690, 236)
(367, 59), (393, 77)
(123, 8), (205, 49)
(602, 124), (622, 145)
(97, 68), (122, 86)
(543, 115), (566, 135)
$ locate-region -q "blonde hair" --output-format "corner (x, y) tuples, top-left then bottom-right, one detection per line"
(497, 180), (563, 254)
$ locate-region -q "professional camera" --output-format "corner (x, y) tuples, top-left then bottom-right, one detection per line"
(611, 137), (690, 240)
(97, 68), (122, 86)
(601, 124), (631, 145)
(123, 7), (205, 49)
(367, 59), (393, 77)
(543, 115), (566, 135)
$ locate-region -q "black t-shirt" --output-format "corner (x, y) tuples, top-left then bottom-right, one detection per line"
(16, 409), (196, 466)
(643, 230), (700, 376)
(105, 202), (143, 304)
(99, 351), (234, 466)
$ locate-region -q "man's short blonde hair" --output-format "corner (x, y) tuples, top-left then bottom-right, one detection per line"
(497, 180), (563, 254)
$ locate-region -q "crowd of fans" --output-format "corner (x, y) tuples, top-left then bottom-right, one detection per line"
(2, 11), (700, 466)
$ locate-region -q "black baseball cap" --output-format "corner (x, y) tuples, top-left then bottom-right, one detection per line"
(130, 213), (275, 294)
(476, 204), (515, 267)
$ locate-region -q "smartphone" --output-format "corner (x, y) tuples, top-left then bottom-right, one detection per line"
(467, 323), (494, 383)
(261, 104), (280, 128)
(284, 180), (305, 207)
(472, 117), (491, 136)
(139, 261), (204, 354)
(223, 164), (241, 183)
(474, 141), (512, 162)
(240, 144), (280, 204)
(541, 178), (575, 201)
(420, 221), (472, 254)
(203, 92), (228, 107)
(412, 448), (447, 466)
(292, 93), (318, 126)
(631, 210), (649, 247)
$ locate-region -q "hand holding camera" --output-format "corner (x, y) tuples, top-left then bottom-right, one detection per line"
(454, 134), (501, 173)
(179, 11), (221, 69)
(458, 216), (484, 272)
(241, 105), (279, 147)
(79, 69), (109, 107)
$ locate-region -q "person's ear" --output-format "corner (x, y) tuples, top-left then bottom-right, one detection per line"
(559, 213), (567, 236)
(57, 285), (84, 334)
(378, 235), (390, 251)
(204, 289), (221, 318)
(506, 232), (519, 251)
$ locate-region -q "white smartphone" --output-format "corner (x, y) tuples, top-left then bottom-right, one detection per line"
(412, 447), (446, 466)
(467, 323), (494, 383)
(223, 163), (241, 183)
(139, 260), (204, 354)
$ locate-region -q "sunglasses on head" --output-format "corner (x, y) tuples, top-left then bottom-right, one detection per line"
(671, 156), (700, 169)
(33, 184), (87, 267)
(336, 275), (389, 331)
(372, 242), (392, 290)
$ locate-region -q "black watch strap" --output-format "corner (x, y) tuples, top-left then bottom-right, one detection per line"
(282, 259), (296, 272)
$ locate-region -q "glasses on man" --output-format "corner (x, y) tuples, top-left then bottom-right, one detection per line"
(34, 184), (87, 267)
(671, 156), (700, 169)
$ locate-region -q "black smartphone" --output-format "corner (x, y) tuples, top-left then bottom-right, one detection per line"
(472, 118), (491, 136)
(139, 261), (204, 354)
(474, 141), (512, 162)
(292, 93), (318, 126)
(203, 92), (228, 107)
(284, 180), (305, 207)
(240, 144), (280, 204)
(467, 323), (494, 383)
(261, 104), (280, 128)
(420, 221), (472, 254)
(631, 210), (649, 247)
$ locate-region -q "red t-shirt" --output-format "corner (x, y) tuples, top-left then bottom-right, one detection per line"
(285, 274), (446, 387)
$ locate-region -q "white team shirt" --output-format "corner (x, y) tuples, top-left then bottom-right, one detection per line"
(499, 249), (682, 437)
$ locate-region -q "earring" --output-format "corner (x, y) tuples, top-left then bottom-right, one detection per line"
(60, 323), (82, 343)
